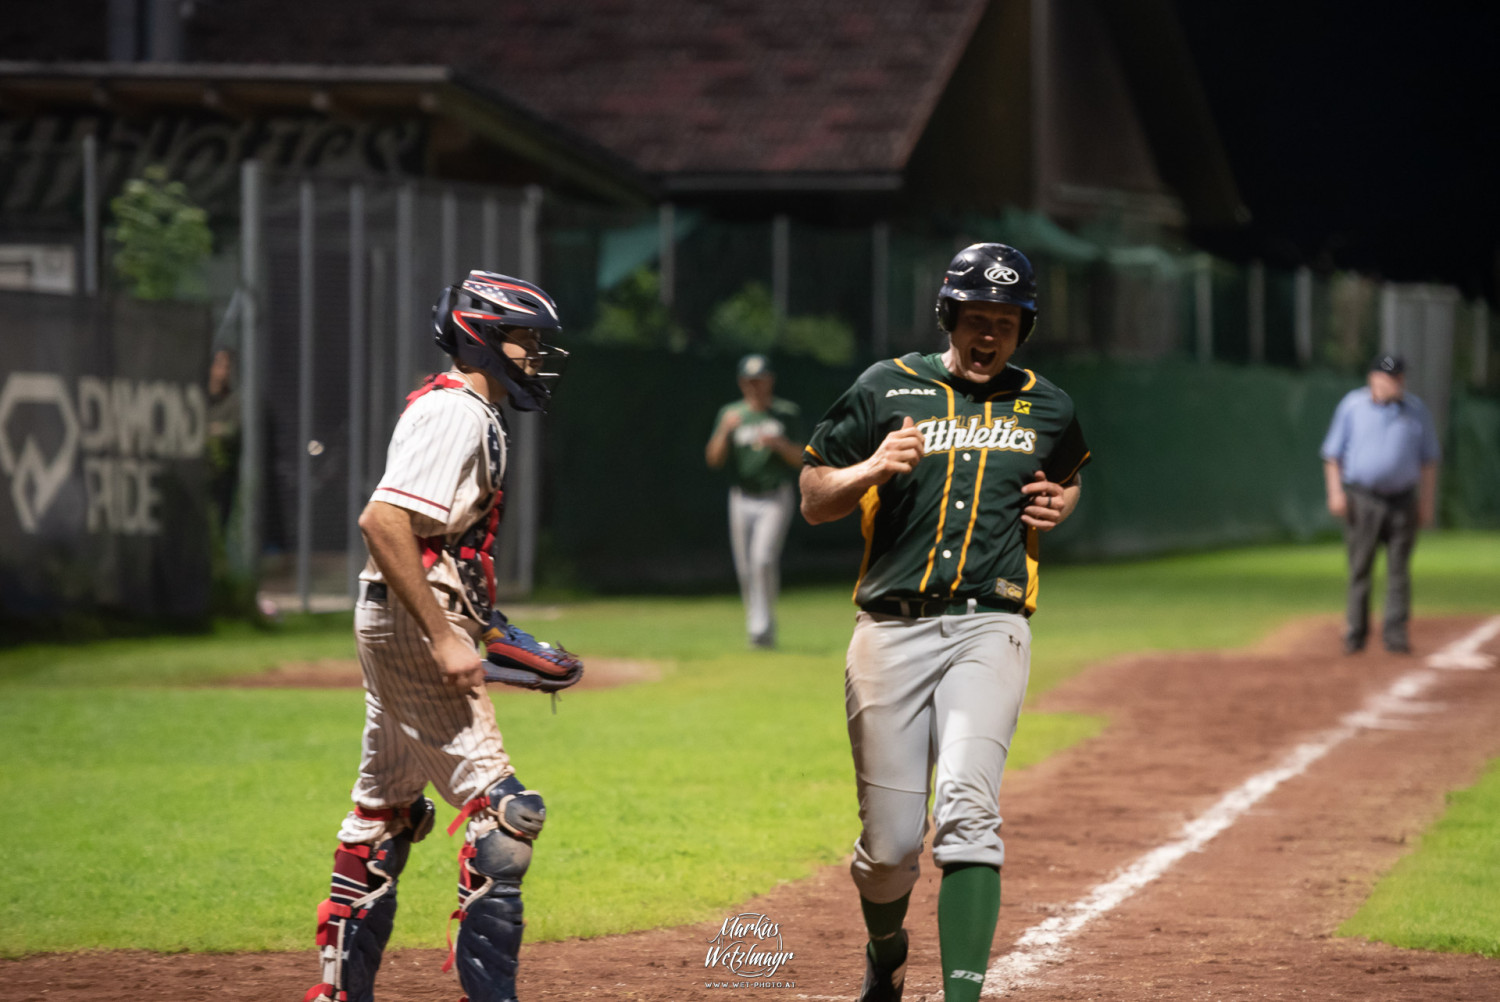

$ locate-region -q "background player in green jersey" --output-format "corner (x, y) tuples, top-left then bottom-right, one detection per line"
(706, 353), (805, 648)
(800, 244), (1090, 1002)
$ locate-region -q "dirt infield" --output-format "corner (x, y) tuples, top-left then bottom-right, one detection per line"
(8, 615), (1500, 1001)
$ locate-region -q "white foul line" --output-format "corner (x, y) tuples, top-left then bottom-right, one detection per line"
(981, 615), (1500, 996)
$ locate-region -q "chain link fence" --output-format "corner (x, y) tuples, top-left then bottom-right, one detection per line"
(6, 135), (1499, 604)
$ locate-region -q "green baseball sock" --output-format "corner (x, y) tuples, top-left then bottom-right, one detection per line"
(859, 892), (910, 968)
(938, 863), (1000, 1002)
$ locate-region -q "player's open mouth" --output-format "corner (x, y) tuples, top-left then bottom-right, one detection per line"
(969, 348), (997, 370)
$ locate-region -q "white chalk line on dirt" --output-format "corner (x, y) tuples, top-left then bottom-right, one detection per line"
(792, 618), (1500, 1002)
(976, 614), (1500, 996)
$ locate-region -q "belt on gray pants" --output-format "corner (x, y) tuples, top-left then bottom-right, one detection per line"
(861, 595), (1025, 618)
(361, 581), (461, 611)
(1345, 483), (1417, 503)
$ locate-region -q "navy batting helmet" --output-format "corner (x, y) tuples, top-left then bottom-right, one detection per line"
(433, 271), (568, 412)
(935, 243), (1038, 342)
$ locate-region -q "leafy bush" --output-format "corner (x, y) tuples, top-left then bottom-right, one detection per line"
(783, 314), (856, 365)
(590, 267), (685, 349)
(708, 282), (855, 364)
(110, 165), (212, 300)
(707, 281), (777, 353)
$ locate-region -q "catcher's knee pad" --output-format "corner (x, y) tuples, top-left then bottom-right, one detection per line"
(447, 777), (543, 1002)
(307, 798), (434, 1002)
(486, 774), (546, 840)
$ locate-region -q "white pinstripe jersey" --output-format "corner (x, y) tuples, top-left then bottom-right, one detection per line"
(360, 372), (507, 621)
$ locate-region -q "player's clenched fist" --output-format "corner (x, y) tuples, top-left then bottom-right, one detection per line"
(433, 631), (486, 695)
(867, 416), (924, 483)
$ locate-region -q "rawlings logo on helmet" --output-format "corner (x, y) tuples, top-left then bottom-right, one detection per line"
(935, 243), (1039, 343)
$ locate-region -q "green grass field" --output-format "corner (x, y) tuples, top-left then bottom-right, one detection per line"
(3, 531), (1498, 957)
(1339, 756), (1500, 957)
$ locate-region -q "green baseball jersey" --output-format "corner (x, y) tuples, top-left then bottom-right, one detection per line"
(805, 353), (1090, 613)
(716, 398), (805, 493)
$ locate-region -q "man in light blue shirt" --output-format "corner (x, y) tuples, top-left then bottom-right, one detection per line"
(1320, 354), (1441, 655)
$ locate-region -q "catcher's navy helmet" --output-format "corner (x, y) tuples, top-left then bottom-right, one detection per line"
(935, 243), (1038, 342)
(433, 271), (568, 412)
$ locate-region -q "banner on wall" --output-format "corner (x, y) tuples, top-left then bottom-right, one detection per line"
(0, 291), (212, 619)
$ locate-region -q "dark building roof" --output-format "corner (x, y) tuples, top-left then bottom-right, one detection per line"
(182, 0), (989, 178)
(1, 0), (1243, 225)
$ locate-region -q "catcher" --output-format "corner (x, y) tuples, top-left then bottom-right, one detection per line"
(304, 270), (580, 1002)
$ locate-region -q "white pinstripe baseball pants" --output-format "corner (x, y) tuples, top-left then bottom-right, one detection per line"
(345, 592), (513, 823)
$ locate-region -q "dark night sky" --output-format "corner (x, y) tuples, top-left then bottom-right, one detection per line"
(1173, 1), (1500, 300)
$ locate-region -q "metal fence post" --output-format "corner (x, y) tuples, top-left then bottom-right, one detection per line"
(297, 178), (316, 613)
(1472, 300), (1489, 388)
(513, 184), (545, 596)
(659, 202), (676, 308)
(520, 185), (542, 281)
(82, 133), (100, 297)
(872, 222), (890, 359)
(367, 243), (389, 473)
(347, 183), (368, 601)
(237, 160), (264, 580)
(441, 187), (458, 284)
(1247, 259), (1265, 364)
(1194, 254), (1213, 362)
(772, 214), (790, 334)
(1294, 266), (1313, 366)
(395, 183), (415, 404)
(1379, 283), (1398, 354)
(482, 194), (500, 271)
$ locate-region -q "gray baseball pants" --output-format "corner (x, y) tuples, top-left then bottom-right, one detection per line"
(844, 609), (1031, 903)
(1343, 484), (1418, 650)
(728, 482), (794, 647)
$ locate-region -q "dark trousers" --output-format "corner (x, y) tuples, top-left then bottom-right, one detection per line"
(1343, 485), (1418, 649)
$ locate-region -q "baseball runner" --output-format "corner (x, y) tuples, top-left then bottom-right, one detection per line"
(305, 270), (579, 1002)
(705, 353), (805, 648)
(800, 244), (1090, 1002)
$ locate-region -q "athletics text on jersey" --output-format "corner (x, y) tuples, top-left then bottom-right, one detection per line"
(805, 353), (1089, 613)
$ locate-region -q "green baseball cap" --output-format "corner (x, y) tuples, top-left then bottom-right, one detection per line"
(737, 354), (773, 380)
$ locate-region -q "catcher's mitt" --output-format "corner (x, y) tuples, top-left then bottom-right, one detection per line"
(483, 610), (584, 692)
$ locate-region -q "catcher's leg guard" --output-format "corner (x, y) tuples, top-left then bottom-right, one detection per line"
(306, 798), (435, 1002)
(450, 777), (544, 1002)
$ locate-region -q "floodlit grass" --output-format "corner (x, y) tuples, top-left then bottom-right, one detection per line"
(1339, 756), (1500, 957)
(3, 530), (1497, 956)
(0, 612), (356, 688)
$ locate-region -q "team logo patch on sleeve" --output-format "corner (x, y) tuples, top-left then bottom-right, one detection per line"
(1013, 399), (1032, 415)
(994, 579), (1025, 601)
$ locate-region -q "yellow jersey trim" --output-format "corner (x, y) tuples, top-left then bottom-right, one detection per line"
(917, 381), (958, 594)
(852, 486), (881, 602)
(1056, 450), (1090, 486)
(1024, 527), (1040, 614)
(804, 444), (825, 462)
(893, 357), (919, 376)
(949, 399), (992, 595)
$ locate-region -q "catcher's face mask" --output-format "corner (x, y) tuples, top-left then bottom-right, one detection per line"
(433, 272), (569, 412)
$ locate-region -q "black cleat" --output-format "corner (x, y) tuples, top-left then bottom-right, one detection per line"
(1385, 639), (1412, 654)
(858, 930), (908, 1002)
(1343, 637), (1366, 656)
